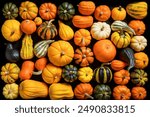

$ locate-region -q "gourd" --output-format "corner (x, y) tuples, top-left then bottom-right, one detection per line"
(78, 67), (93, 83)
(20, 35), (34, 60)
(94, 84), (112, 100)
(1, 19), (22, 42)
(3, 83), (19, 99)
(34, 17), (43, 26)
(110, 60), (127, 71)
(2, 2), (18, 19)
(37, 19), (57, 40)
(58, 20), (74, 41)
(74, 83), (94, 100)
(58, 2), (75, 21)
(48, 40), (74, 67)
(74, 47), (94, 67)
(49, 83), (74, 100)
(126, 2), (148, 19)
(1, 63), (20, 83)
(19, 1), (38, 20)
(62, 64), (78, 83)
(90, 22), (111, 40)
(19, 80), (49, 99)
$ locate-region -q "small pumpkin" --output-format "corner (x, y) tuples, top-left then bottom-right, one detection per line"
(110, 60), (127, 71)
(74, 47), (94, 67)
(34, 17), (43, 26)
(1, 63), (20, 84)
(74, 83), (94, 100)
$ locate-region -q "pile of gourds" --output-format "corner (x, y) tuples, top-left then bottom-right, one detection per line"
(0, 1), (149, 100)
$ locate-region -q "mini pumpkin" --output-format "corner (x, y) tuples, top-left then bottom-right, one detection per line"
(34, 17), (43, 26)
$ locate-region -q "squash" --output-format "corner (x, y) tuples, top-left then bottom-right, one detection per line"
(134, 52), (149, 69)
(39, 2), (57, 20)
(128, 20), (146, 35)
(131, 87), (147, 100)
(78, 1), (95, 15)
(1, 19), (22, 42)
(19, 80), (49, 99)
(2, 2), (18, 19)
(48, 40), (74, 67)
(35, 57), (47, 73)
(74, 47), (94, 67)
(111, 6), (126, 21)
(49, 83), (74, 100)
(34, 17), (43, 26)
(113, 85), (131, 100)
(130, 36), (147, 52)
(20, 34), (34, 60)
(19, 1), (38, 20)
(78, 67), (93, 83)
(74, 83), (94, 100)
(93, 40), (116, 63)
(94, 84), (111, 100)
(130, 69), (148, 86)
(62, 64), (78, 83)
(58, 2), (75, 21)
(3, 83), (19, 99)
(42, 64), (62, 84)
(1, 63), (20, 83)
(72, 15), (93, 28)
(58, 20), (74, 41)
(94, 5), (111, 21)
(110, 60), (127, 71)
(113, 69), (130, 85)
(37, 19), (57, 40)
(90, 22), (111, 40)
(126, 2), (148, 19)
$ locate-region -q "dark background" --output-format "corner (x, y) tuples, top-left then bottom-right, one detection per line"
(0, 0), (150, 100)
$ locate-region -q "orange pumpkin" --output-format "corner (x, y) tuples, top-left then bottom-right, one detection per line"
(34, 17), (43, 26)
(110, 60), (127, 71)
(94, 5), (111, 21)
(39, 3), (57, 20)
(74, 29), (92, 47)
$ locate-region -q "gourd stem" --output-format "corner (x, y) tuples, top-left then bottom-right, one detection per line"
(85, 93), (94, 100)
(46, 40), (55, 44)
(118, 6), (122, 11)
(32, 70), (42, 75)
(101, 63), (111, 67)
(47, 19), (55, 27)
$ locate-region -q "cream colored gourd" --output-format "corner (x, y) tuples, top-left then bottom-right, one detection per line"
(91, 22), (111, 40)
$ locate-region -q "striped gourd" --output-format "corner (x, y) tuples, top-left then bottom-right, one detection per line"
(126, 2), (148, 19)
(93, 65), (112, 84)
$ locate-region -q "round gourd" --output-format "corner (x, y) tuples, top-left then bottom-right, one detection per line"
(34, 17), (43, 26)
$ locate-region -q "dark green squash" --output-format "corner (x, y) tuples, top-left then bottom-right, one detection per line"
(94, 84), (111, 100)
(58, 2), (75, 21)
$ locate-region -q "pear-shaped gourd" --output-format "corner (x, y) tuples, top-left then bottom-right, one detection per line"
(58, 20), (74, 41)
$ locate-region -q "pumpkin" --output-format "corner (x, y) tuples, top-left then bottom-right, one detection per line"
(48, 40), (74, 67)
(90, 22), (111, 40)
(111, 31), (131, 48)
(74, 83), (94, 100)
(1, 19), (22, 42)
(130, 36), (147, 52)
(78, 1), (95, 15)
(62, 64), (78, 83)
(2, 2), (18, 19)
(1, 63), (20, 84)
(126, 2), (148, 19)
(74, 47), (94, 67)
(94, 5), (111, 21)
(130, 69), (148, 86)
(34, 17), (43, 26)
(72, 15), (93, 28)
(39, 2), (57, 20)
(42, 64), (62, 84)
(94, 84), (111, 100)
(74, 29), (91, 47)
(128, 20), (146, 35)
(78, 67), (93, 83)
(113, 85), (131, 100)
(58, 2), (75, 21)
(111, 6), (126, 21)
(49, 83), (74, 100)
(58, 20), (74, 41)
(3, 83), (19, 99)
(134, 52), (149, 69)
(113, 69), (130, 85)
(19, 1), (38, 20)
(131, 87), (147, 100)
(110, 60), (127, 71)
(19, 80), (49, 99)
(37, 19), (57, 40)
(93, 40), (116, 63)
